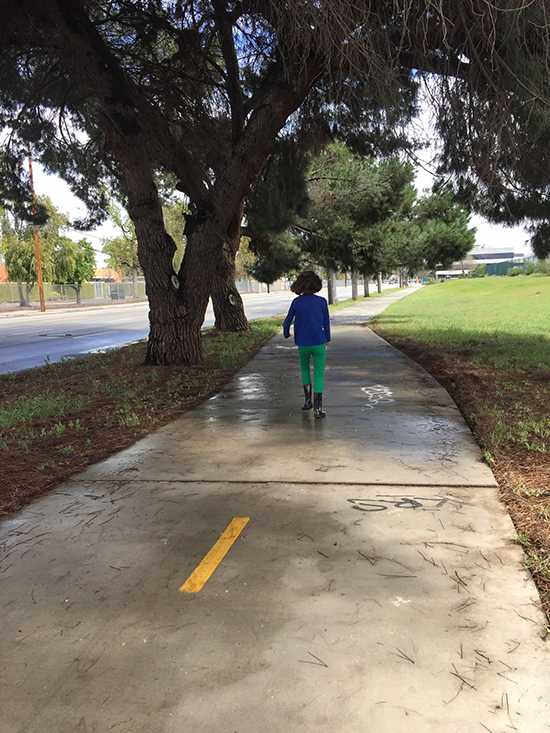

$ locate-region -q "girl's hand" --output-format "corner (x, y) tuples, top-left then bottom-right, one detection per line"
(326, 341), (330, 348)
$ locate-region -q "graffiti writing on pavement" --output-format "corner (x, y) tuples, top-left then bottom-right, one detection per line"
(362, 385), (394, 409)
(348, 495), (466, 513)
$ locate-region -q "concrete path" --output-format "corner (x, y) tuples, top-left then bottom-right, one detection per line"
(1, 288), (548, 733)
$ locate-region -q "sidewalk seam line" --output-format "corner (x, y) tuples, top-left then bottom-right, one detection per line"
(68, 479), (497, 488)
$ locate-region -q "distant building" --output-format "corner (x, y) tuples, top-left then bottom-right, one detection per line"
(0, 264), (8, 283)
(439, 246), (525, 275)
(468, 246), (522, 264)
(92, 268), (122, 282)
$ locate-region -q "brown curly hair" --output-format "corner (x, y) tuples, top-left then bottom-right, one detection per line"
(290, 270), (323, 295)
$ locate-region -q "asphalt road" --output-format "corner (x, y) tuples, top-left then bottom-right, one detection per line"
(0, 284), (397, 374)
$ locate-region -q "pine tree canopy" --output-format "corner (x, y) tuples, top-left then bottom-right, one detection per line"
(1, 1), (548, 241)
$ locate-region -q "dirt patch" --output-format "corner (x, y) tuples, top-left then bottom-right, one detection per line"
(0, 321), (282, 519)
(371, 323), (550, 620)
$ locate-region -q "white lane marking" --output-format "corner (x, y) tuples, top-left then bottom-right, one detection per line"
(73, 331), (114, 339)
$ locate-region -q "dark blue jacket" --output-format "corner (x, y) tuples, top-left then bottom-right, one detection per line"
(283, 294), (331, 346)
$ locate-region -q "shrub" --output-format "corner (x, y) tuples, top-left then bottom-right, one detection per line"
(469, 264), (486, 278)
(524, 262), (536, 275)
(535, 260), (550, 275)
(508, 267), (523, 277)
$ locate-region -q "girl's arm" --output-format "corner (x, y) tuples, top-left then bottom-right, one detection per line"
(323, 300), (331, 342)
(283, 302), (296, 338)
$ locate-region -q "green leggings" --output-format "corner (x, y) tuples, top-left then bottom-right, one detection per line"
(298, 344), (327, 393)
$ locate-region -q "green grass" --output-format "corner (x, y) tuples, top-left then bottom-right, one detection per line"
(0, 392), (93, 429)
(203, 316), (284, 368)
(328, 287), (405, 313)
(372, 276), (550, 454)
(373, 276), (550, 370)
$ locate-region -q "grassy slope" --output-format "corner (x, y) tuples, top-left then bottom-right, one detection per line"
(373, 276), (550, 369)
(371, 275), (550, 618)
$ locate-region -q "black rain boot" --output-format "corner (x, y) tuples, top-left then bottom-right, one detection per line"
(301, 384), (313, 410)
(314, 392), (326, 419)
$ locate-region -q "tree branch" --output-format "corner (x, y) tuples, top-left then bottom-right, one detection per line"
(212, 0), (245, 145)
(210, 56), (325, 228)
(20, 0), (210, 206)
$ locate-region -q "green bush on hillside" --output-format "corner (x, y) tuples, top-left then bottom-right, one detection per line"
(508, 267), (523, 277)
(469, 264), (486, 278)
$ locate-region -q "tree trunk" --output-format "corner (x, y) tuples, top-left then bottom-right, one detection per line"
(18, 283), (27, 307)
(210, 204), (249, 332)
(327, 268), (338, 305)
(351, 270), (358, 300)
(107, 135), (210, 366)
(377, 272), (383, 293)
(210, 250), (249, 332)
(363, 277), (370, 297)
(132, 265), (139, 298)
(76, 284), (82, 305)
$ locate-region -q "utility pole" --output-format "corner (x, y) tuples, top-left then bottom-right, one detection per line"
(27, 144), (46, 312)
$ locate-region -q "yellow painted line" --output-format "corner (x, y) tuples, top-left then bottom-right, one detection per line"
(179, 517), (250, 593)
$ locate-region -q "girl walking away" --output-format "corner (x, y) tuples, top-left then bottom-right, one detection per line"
(283, 271), (331, 419)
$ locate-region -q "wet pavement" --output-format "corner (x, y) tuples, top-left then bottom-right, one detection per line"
(1, 288), (548, 733)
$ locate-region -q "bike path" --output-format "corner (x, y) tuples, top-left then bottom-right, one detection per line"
(1, 287), (548, 733)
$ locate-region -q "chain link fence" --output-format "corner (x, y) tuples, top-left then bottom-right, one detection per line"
(0, 281), (147, 306)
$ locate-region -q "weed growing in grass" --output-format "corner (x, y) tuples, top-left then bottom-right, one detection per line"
(513, 532), (531, 545)
(0, 392), (93, 429)
(525, 487), (545, 497)
(523, 551), (550, 578)
(118, 412), (140, 427)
